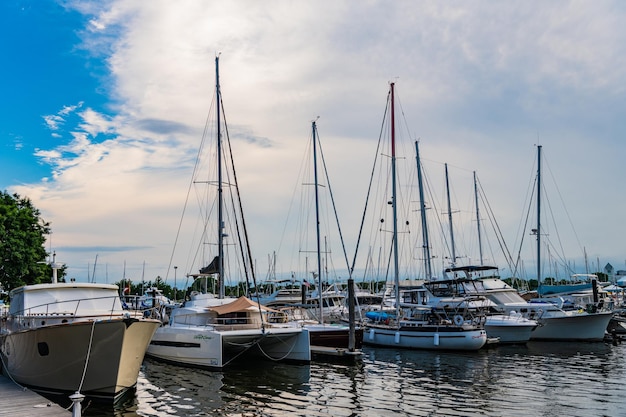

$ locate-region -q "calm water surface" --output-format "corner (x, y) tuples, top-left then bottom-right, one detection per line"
(81, 341), (626, 416)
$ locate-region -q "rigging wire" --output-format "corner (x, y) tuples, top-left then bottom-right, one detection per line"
(350, 88), (390, 277)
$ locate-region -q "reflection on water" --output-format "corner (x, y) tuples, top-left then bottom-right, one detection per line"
(82, 341), (626, 417)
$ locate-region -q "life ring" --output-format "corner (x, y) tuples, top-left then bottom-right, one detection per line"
(453, 315), (464, 326)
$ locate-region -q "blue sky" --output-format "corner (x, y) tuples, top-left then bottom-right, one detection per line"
(2, 2), (77, 183)
(2, 1), (626, 288)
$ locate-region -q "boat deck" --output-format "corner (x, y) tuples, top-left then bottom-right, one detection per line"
(0, 375), (70, 416)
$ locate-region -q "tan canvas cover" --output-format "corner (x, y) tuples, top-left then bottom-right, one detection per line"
(208, 296), (279, 315)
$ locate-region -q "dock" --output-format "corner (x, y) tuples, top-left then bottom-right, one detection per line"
(0, 375), (70, 416)
(311, 345), (363, 358)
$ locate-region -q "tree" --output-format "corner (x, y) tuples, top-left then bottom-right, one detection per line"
(0, 191), (51, 290)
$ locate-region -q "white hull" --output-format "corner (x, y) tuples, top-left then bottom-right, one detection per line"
(0, 318), (159, 400)
(484, 315), (537, 344)
(363, 324), (487, 351)
(147, 325), (311, 368)
(531, 311), (613, 341)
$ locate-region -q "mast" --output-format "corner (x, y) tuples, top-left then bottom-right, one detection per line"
(445, 163), (456, 268)
(474, 171), (484, 265)
(415, 141), (432, 280)
(51, 252), (61, 284)
(216, 56), (225, 299)
(536, 145), (542, 285)
(390, 83), (400, 319)
(312, 120), (324, 324)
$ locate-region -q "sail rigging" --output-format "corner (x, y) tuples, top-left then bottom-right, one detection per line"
(167, 56), (258, 297)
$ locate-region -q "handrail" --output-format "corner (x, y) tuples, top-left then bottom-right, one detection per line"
(8, 295), (122, 321)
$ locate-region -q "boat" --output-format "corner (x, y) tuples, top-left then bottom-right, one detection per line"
(429, 147), (613, 342)
(608, 312), (626, 335)
(524, 146), (613, 340)
(427, 266), (538, 344)
(537, 273), (602, 296)
(435, 263), (612, 341)
(267, 120), (362, 357)
(122, 286), (177, 311)
(0, 254), (160, 402)
(275, 303), (364, 356)
(419, 165), (536, 344)
(256, 281), (346, 323)
(146, 289), (310, 368)
(413, 147), (610, 342)
(346, 286), (388, 319)
(145, 56), (310, 368)
(255, 278), (305, 307)
(359, 83), (487, 351)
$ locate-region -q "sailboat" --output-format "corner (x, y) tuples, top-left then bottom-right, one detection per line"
(274, 120), (363, 356)
(521, 145), (613, 340)
(432, 146), (613, 342)
(360, 83), (487, 351)
(145, 56), (310, 368)
(422, 167), (538, 344)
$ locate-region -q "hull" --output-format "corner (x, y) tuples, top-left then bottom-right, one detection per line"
(537, 283), (592, 296)
(531, 311), (612, 341)
(484, 316), (537, 344)
(306, 324), (364, 349)
(0, 318), (159, 401)
(363, 324), (487, 351)
(147, 325), (311, 368)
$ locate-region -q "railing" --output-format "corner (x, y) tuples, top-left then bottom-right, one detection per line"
(169, 310), (292, 331)
(2, 295), (128, 332)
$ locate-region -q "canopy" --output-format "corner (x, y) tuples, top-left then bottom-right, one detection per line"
(208, 296), (279, 315)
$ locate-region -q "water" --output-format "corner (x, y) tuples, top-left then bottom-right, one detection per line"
(80, 341), (626, 417)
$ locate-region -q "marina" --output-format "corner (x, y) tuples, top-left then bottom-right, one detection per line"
(3, 4), (626, 417)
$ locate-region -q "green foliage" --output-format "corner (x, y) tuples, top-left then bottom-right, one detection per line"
(116, 275), (261, 302)
(0, 191), (51, 290)
(117, 276), (184, 302)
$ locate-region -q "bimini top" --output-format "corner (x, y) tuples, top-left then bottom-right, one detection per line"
(444, 265), (499, 273)
(207, 296), (279, 315)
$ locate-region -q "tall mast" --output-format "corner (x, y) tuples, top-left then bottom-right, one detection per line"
(536, 145), (542, 285)
(445, 163), (456, 268)
(312, 120), (324, 324)
(415, 141), (432, 280)
(390, 83), (400, 317)
(474, 171), (484, 265)
(216, 56), (225, 299)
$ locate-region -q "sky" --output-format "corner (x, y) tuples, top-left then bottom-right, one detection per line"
(2, 0), (626, 289)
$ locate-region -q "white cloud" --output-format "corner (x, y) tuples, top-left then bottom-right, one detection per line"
(59, 103), (83, 116)
(43, 114), (65, 131)
(11, 0), (626, 284)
